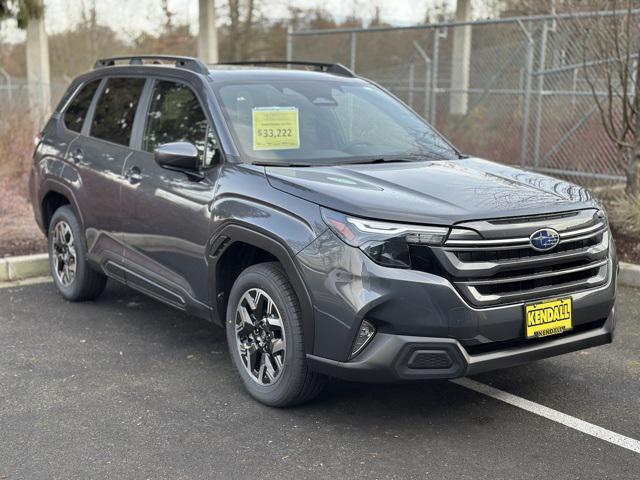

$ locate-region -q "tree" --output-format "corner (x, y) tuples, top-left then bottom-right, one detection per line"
(0, 0), (50, 117)
(0, 0), (43, 28)
(132, 1), (195, 59)
(581, 0), (640, 195)
(225, 0), (257, 61)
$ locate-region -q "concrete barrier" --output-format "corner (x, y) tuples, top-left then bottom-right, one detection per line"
(0, 253), (50, 282)
(619, 262), (640, 289)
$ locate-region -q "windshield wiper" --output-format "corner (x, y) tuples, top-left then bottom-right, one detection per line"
(254, 158), (413, 167)
(253, 161), (312, 167)
(337, 157), (421, 165)
(253, 155), (443, 168)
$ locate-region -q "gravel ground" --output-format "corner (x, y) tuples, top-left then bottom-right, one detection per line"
(0, 175), (47, 258)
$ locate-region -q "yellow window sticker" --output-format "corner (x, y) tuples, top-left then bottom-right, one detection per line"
(252, 107), (300, 150)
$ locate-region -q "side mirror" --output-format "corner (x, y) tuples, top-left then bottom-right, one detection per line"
(154, 142), (200, 172)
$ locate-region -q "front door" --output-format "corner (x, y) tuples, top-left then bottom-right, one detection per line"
(120, 78), (220, 309)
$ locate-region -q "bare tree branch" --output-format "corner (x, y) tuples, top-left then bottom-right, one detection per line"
(582, 1), (638, 193)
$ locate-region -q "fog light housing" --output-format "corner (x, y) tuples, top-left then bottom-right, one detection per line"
(350, 320), (376, 359)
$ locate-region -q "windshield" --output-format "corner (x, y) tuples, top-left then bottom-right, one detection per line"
(213, 77), (459, 165)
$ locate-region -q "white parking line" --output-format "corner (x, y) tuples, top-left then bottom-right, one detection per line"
(451, 377), (640, 455)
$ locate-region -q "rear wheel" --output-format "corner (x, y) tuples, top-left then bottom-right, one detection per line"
(48, 206), (107, 301)
(225, 262), (327, 407)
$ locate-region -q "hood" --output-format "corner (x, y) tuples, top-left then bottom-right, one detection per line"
(265, 157), (597, 225)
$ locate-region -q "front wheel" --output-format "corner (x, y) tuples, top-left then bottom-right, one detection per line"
(225, 262), (327, 407)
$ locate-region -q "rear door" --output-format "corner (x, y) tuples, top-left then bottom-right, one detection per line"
(74, 77), (147, 270)
(120, 77), (220, 309)
(44, 77), (101, 203)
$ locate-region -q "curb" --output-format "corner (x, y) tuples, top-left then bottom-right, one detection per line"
(619, 262), (640, 289)
(0, 253), (50, 283)
(1, 254), (640, 288)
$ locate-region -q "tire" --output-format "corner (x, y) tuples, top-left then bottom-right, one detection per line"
(225, 262), (327, 407)
(48, 205), (107, 301)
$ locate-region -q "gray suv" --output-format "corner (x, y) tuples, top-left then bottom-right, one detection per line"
(29, 56), (617, 406)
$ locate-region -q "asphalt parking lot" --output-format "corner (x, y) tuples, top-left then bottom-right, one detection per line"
(1, 279), (639, 480)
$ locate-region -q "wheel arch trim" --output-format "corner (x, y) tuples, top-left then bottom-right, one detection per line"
(209, 223), (315, 354)
(39, 178), (84, 233)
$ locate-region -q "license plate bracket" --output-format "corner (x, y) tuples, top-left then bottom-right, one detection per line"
(524, 297), (572, 338)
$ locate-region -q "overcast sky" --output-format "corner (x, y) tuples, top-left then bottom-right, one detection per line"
(0, 0), (461, 43)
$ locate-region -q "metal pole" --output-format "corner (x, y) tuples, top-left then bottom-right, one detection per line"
(632, 59), (638, 100)
(0, 67), (11, 101)
(408, 62), (415, 107)
(286, 26), (293, 64)
(413, 41), (432, 120)
(532, 20), (549, 169)
(430, 29), (441, 125)
(349, 32), (357, 71)
(571, 68), (578, 108)
(519, 21), (534, 168)
(424, 63), (431, 120)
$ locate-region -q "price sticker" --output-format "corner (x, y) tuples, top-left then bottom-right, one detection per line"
(252, 107), (300, 150)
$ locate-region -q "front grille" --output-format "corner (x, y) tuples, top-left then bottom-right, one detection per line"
(453, 233), (602, 263)
(473, 263), (603, 296)
(420, 209), (610, 307)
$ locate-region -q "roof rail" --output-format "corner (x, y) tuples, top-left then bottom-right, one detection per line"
(218, 60), (356, 78)
(94, 55), (209, 75)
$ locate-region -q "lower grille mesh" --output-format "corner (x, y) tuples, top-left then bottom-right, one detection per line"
(474, 265), (602, 296)
(407, 351), (453, 369)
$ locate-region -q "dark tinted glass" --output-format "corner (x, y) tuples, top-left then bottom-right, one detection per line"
(142, 80), (210, 162)
(63, 80), (100, 133)
(91, 77), (146, 146)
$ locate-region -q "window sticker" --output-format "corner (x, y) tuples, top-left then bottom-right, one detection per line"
(252, 107), (300, 150)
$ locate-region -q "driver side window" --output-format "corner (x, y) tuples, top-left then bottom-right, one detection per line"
(142, 80), (218, 166)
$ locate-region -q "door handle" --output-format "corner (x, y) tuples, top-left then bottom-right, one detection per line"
(125, 166), (142, 185)
(70, 148), (84, 163)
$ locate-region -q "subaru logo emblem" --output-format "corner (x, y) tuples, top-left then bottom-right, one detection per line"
(529, 228), (560, 251)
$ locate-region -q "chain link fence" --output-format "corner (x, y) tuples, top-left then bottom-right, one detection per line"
(288, 9), (639, 188)
(1, 9), (637, 188)
(0, 75), (68, 128)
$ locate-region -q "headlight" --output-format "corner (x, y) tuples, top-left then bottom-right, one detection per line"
(596, 206), (608, 226)
(321, 208), (449, 268)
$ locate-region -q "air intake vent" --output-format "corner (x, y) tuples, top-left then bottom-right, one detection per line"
(407, 350), (453, 369)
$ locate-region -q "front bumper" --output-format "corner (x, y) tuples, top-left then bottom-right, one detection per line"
(296, 229), (617, 363)
(307, 306), (615, 382)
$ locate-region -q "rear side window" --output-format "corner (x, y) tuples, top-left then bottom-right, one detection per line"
(142, 80), (211, 163)
(63, 80), (100, 133)
(91, 77), (146, 146)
